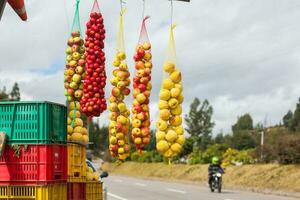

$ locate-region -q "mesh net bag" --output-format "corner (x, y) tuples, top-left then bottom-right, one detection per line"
(80, 0), (107, 117)
(156, 25), (185, 163)
(64, 0), (89, 146)
(108, 10), (131, 162)
(131, 16), (152, 152)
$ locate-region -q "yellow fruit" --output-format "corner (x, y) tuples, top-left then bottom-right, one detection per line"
(70, 102), (80, 110)
(93, 172), (100, 181)
(88, 167), (93, 173)
(71, 132), (83, 142)
(67, 117), (72, 125)
(175, 126), (184, 135)
(82, 135), (89, 144)
(69, 110), (81, 118)
(163, 149), (174, 158)
(156, 140), (169, 152)
(170, 115), (182, 126)
(134, 137), (142, 145)
(163, 62), (175, 73)
(118, 148), (125, 154)
(168, 98), (178, 109)
(162, 79), (174, 90)
(165, 130), (178, 142)
(170, 88), (181, 98)
(113, 59), (120, 67)
(171, 143), (182, 153)
(87, 172), (94, 181)
(159, 109), (171, 120)
(81, 127), (88, 135)
(74, 118), (83, 127)
(156, 119), (168, 131)
(116, 132), (124, 139)
(156, 131), (166, 141)
(170, 70), (181, 83)
(171, 105), (182, 115)
(73, 126), (82, 133)
(178, 94), (184, 104)
(176, 135), (185, 145)
(159, 89), (171, 101)
(67, 125), (73, 135)
(117, 52), (126, 60)
(158, 100), (169, 110)
(174, 83), (183, 92)
(110, 136), (117, 144)
(67, 135), (71, 141)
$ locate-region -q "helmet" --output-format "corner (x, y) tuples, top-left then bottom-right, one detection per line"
(212, 157), (219, 165)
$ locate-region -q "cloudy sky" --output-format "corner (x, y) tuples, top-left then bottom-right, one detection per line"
(1, 0), (300, 134)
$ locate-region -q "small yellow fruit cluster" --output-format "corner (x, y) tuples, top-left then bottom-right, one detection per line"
(67, 102), (89, 145)
(109, 51), (131, 161)
(132, 42), (152, 150)
(86, 164), (100, 181)
(64, 31), (86, 102)
(156, 62), (185, 159)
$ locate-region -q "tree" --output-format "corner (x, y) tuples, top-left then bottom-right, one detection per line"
(289, 98), (300, 132)
(214, 132), (224, 144)
(231, 114), (256, 150)
(185, 98), (215, 150)
(283, 110), (293, 128)
(10, 82), (21, 101)
(0, 86), (9, 101)
(232, 113), (253, 131)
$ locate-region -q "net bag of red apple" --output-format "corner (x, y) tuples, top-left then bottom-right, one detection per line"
(64, 0), (89, 145)
(156, 25), (185, 162)
(80, 0), (107, 117)
(108, 10), (131, 161)
(132, 16), (152, 152)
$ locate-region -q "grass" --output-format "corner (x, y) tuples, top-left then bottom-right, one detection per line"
(103, 162), (300, 193)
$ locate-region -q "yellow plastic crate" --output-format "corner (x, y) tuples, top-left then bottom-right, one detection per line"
(67, 143), (87, 183)
(86, 181), (102, 200)
(0, 183), (67, 200)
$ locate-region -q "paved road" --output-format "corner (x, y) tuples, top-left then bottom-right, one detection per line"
(103, 175), (299, 200)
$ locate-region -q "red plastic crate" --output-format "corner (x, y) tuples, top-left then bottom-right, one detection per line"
(67, 183), (86, 200)
(0, 144), (67, 185)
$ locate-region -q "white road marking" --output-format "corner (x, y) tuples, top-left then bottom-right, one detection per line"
(134, 182), (146, 187)
(114, 179), (123, 183)
(108, 192), (128, 200)
(166, 188), (187, 194)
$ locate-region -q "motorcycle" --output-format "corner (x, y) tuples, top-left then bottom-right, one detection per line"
(210, 172), (222, 193)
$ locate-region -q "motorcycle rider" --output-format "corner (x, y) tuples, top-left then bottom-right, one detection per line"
(208, 156), (224, 186)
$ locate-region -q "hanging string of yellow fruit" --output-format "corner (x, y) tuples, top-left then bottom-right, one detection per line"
(156, 25), (185, 162)
(64, 0), (89, 145)
(108, 9), (131, 161)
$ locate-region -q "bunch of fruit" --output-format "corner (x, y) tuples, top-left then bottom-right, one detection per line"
(108, 51), (131, 161)
(80, 12), (107, 117)
(131, 42), (152, 150)
(156, 62), (185, 159)
(86, 164), (100, 181)
(67, 102), (89, 145)
(64, 31), (86, 102)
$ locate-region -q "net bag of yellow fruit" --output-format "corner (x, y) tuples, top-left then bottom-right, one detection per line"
(109, 10), (131, 162)
(132, 16), (152, 152)
(156, 25), (185, 163)
(67, 101), (89, 145)
(64, 0), (85, 103)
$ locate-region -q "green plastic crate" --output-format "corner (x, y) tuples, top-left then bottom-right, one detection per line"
(0, 101), (67, 144)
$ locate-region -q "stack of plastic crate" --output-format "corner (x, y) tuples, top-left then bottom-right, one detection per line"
(67, 142), (87, 200)
(0, 101), (68, 200)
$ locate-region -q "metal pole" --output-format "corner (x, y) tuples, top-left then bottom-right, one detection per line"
(260, 131), (264, 161)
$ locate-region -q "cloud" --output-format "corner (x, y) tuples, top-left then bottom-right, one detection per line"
(1, 0), (300, 133)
